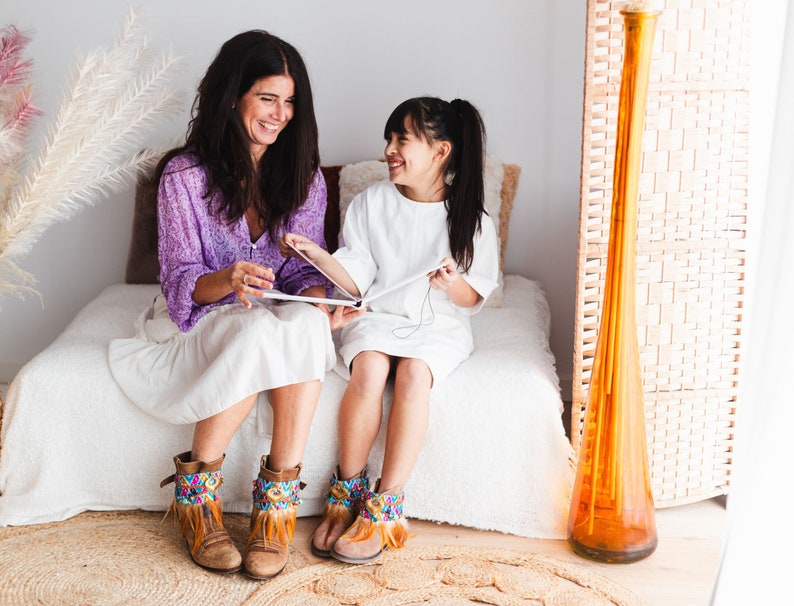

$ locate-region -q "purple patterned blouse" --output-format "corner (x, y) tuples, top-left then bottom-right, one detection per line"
(157, 152), (331, 332)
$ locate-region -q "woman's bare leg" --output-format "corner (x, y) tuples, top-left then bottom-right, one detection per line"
(267, 379), (323, 470)
(191, 394), (258, 462)
(338, 351), (391, 479)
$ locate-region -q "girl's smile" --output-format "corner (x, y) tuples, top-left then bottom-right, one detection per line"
(384, 118), (449, 202)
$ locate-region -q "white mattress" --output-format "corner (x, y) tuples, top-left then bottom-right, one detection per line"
(0, 274), (574, 538)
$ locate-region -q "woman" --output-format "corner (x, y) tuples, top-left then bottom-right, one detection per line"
(109, 30), (334, 580)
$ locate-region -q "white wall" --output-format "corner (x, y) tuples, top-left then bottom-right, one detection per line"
(0, 0), (586, 391)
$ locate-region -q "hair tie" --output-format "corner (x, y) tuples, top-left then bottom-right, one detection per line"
(449, 99), (463, 121)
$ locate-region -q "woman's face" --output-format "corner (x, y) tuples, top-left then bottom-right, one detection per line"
(236, 74), (295, 161)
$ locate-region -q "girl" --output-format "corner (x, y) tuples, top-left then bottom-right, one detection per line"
(282, 96), (500, 564)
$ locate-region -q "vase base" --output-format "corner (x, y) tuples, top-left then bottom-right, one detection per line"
(569, 535), (658, 564)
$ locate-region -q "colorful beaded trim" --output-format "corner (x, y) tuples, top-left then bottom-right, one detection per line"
(327, 475), (369, 508)
(359, 489), (404, 523)
(174, 471), (222, 505)
(252, 477), (302, 511)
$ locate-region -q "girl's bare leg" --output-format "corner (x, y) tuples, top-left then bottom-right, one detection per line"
(378, 357), (432, 490)
(338, 351), (391, 479)
(330, 357), (430, 564)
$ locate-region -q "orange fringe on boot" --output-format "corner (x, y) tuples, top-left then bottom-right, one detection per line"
(317, 501), (359, 545)
(164, 498), (225, 555)
(338, 515), (411, 550)
(246, 505), (298, 549)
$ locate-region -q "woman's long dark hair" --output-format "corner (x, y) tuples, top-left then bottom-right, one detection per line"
(156, 30), (319, 236)
(384, 97), (486, 272)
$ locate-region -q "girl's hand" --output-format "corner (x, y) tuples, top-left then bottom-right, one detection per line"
(280, 232), (360, 298)
(428, 257), (481, 307)
(428, 257), (460, 291)
(316, 303), (366, 331)
(280, 232), (323, 262)
(232, 261), (275, 308)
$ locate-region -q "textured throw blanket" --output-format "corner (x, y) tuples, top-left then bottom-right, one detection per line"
(0, 275), (574, 538)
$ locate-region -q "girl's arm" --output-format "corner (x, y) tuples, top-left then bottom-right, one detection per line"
(280, 232), (362, 298)
(429, 257), (481, 307)
(438, 213), (501, 313)
(278, 171), (335, 298)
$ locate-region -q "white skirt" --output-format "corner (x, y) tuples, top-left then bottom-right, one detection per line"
(108, 295), (335, 432)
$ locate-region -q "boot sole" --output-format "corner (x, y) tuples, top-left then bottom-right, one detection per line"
(310, 543), (332, 558)
(243, 565), (287, 580)
(197, 563), (242, 574)
(330, 546), (384, 565)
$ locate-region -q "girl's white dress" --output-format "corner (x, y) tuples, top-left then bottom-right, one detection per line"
(333, 180), (500, 383)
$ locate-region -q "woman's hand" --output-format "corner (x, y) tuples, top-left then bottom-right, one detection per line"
(232, 261), (275, 308)
(193, 261), (275, 308)
(316, 303), (366, 331)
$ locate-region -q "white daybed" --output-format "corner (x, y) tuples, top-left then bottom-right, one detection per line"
(0, 160), (574, 539)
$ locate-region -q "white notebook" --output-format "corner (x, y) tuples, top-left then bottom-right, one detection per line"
(260, 242), (442, 308)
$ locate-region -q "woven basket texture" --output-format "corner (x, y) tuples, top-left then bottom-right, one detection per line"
(573, 0), (748, 507)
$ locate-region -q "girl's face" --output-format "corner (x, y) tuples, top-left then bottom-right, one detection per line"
(384, 117), (449, 202)
(236, 74), (295, 161)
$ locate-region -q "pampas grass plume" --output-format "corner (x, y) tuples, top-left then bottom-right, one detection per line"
(0, 6), (185, 301)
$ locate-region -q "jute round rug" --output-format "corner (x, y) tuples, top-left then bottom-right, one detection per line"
(0, 511), (646, 605)
(244, 545), (647, 606)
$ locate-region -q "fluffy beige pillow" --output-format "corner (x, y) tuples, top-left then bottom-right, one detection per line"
(337, 158), (519, 307)
(338, 160), (387, 241)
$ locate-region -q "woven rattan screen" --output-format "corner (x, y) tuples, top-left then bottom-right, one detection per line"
(573, 0), (748, 507)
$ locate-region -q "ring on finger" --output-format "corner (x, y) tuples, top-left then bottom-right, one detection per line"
(243, 273), (249, 286)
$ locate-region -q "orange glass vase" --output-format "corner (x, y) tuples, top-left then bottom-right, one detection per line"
(567, 9), (659, 564)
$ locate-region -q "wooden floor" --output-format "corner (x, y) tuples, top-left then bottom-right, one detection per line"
(296, 496), (726, 606)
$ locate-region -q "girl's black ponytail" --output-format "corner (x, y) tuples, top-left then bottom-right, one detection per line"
(446, 99), (486, 273)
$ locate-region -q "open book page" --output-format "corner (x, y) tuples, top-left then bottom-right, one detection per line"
(260, 242), (442, 307)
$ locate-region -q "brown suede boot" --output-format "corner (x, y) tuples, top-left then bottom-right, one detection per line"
(310, 467), (369, 558)
(160, 451), (242, 573)
(331, 480), (409, 564)
(244, 455), (303, 580)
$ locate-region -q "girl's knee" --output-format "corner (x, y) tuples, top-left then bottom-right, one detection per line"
(394, 357), (432, 387)
(351, 351), (390, 374)
(348, 351), (391, 395)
